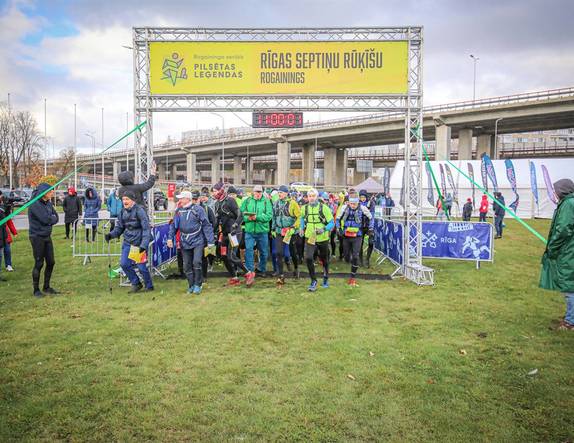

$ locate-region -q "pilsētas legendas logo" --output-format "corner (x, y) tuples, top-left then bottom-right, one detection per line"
(161, 52), (188, 86)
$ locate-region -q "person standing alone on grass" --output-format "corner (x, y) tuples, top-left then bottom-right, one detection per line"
(27, 183), (59, 297)
(106, 188), (122, 231)
(0, 203), (8, 282)
(300, 188), (334, 292)
(0, 192), (18, 272)
(479, 194), (488, 222)
(241, 184), (273, 287)
(539, 179), (574, 331)
(167, 190), (214, 295)
(105, 191), (153, 293)
(62, 187), (82, 239)
(493, 192), (506, 239)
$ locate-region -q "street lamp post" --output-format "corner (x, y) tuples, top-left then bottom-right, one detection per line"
(101, 107), (105, 193)
(210, 112), (225, 183)
(44, 98), (47, 175)
(470, 54), (479, 102)
(494, 118), (503, 159)
(74, 104), (77, 189)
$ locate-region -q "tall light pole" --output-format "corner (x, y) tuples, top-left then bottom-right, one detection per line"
(494, 118), (503, 159)
(74, 104), (77, 189)
(7, 93), (13, 189)
(44, 98), (47, 175)
(126, 111), (129, 171)
(210, 112), (225, 183)
(470, 54), (479, 102)
(85, 132), (96, 184)
(101, 107), (105, 193)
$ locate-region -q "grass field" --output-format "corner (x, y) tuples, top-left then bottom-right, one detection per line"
(1, 219), (573, 442)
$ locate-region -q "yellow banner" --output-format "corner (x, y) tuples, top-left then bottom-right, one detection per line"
(149, 41), (408, 95)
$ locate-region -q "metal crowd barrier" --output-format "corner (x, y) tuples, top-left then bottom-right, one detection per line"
(72, 217), (122, 265)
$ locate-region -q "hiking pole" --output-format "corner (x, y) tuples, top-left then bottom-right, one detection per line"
(107, 240), (113, 295)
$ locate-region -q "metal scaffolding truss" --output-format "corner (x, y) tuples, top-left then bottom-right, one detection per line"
(132, 26), (432, 285)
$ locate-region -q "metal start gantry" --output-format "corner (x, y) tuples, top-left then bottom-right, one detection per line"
(132, 26), (432, 285)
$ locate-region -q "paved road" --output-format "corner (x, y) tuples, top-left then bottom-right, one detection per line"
(11, 210), (111, 231)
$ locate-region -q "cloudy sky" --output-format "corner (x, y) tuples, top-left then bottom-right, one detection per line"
(1, 0), (573, 157)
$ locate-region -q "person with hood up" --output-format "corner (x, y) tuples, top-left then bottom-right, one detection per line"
(444, 193), (454, 218)
(27, 183), (60, 297)
(539, 179), (574, 330)
(83, 187), (101, 242)
(492, 192), (506, 239)
(106, 188), (123, 231)
(0, 203), (9, 281)
(462, 198), (473, 221)
(117, 162), (157, 208)
(62, 187), (82, 239)
(168, 190), (215, 294)
(105, 190), (153, 293)
(479, 194), (489, 222)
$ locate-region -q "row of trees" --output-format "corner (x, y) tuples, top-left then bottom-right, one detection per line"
(0, 103), (76, 188)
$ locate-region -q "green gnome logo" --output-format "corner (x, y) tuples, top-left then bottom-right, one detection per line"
(161, 52), (188, 86)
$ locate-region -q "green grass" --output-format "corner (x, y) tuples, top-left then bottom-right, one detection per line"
(1, 219), (573, 442)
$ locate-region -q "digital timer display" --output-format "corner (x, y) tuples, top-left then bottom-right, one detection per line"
(252, 111), (303, 128)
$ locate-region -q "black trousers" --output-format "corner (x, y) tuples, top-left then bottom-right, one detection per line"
(30, 236), (55, 291)
(85, 227), (97, 242)
(305, 240), (330, 282)
(343, 236), (362, 277)
(222, 232), (247, 278)
(273, 233), (298, 277)
(182, 246), (204, 287)
(359, 229), (374, 263)
(479, 212), (487, 222)
(64, 220), (78, 238)
(177, 248), (184, 275)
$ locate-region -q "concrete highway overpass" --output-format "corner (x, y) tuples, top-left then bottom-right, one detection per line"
(75, 86), (574, 187)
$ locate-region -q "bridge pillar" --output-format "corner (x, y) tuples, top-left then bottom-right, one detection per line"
(233, 156), (242, 185)
(112, 162), (121, 182)
(157, 162), (167, 180)
(476, 134), (494, 158)
(211, 153), (221, 184)
(245, 155), (253, 185)
(435, 124), (452, 160)
(302, 143), (316, 185)
(186, 153), (196, 184)
(335, 149), (348, 187)
(458, 129), (473, 160)
(264, 168), (275, 185)
(276, 141), (291, 186)
(323, 147), (337, 188)
(171, 164), (178, 181)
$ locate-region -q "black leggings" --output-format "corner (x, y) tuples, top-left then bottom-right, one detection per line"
(85, 227), (97, 242)
(305, 240), (330, 282)
(65, 221), (78, 238)
(343, 236), (362, 277)
(30, 236), (55, 291)
(359, 229), (374, 263)
(273, 234), (299, 277)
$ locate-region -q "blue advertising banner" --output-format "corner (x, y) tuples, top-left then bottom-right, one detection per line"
(419, 221), (493, 261)
(373, 218), (404, 265)
(151, 222), (177, 268)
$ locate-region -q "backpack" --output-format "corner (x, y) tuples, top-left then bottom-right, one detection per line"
(303, 203), (328, 226)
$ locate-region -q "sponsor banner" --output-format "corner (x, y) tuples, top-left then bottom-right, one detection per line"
(417, 221), (493, 261)
(152, 222), (177, 268)
(467, 162), (476, 208)
(541, 164), (558, 205)
(149, 41), (408, 95)
(482, 154), (499, 192)
(373, 218), (404, 265)
(505, 159), (519, 212)
(425, 162), (435, 206)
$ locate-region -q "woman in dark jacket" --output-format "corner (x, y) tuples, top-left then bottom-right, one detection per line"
(539, 178), (574, 330)
(83, 187), (101, 242)
(62, 187), (82, 239)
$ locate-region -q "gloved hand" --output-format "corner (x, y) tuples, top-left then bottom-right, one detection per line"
(315, 227), (325, 235)
(166, 239), (174, 249)
(139, 247), (146, 254)
(104, 233), (112, 243)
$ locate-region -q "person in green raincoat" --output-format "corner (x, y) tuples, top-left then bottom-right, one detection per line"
(539, 178), (574, 330)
